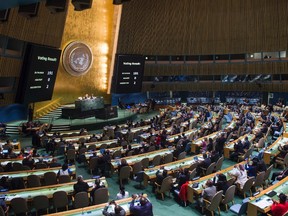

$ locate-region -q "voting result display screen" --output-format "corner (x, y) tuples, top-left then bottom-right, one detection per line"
(16, 44), (61, 104)
(112, 54), (145, 94)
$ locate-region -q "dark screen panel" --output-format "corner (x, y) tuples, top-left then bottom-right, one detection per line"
(112, 54), (145, 94)
(16, 44), (61, 104)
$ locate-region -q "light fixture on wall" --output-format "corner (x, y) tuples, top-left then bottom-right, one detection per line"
(0, 9), (10, 22)
(45, 0), (67, 14)
(113, 0), (131, 5)
(18, 3), (39, 18)
(71, 0), (93, 11)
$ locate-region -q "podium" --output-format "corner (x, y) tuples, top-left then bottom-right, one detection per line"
(75, 97), (104, 111)
(95, 106), (118, 120)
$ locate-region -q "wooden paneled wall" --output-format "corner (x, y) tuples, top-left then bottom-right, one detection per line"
(0, 1), (68, 106)
(0, 2), (68, 48)
(118, 0), (288, 55)
(118, 0), (288, 93)
(144, 62), (288, 76)
(142, 82), (288, 93)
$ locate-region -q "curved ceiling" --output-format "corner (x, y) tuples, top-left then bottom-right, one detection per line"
(0, 0), (44, 10)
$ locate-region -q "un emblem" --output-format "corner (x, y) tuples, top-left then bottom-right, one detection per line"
(62, 41), (93, 76)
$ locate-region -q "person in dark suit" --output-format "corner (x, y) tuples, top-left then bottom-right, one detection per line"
(73, 175), (89, 195)
(130, 195), (153, 216)
(210, 150), (220, 163)
(242, 136), (251, 150)
(206, 138), (214, 152)
(90, 178), (105, 203)
(22, 155), (35, 169)
(271, 167), (288, 181)
(196, 153), (211, 176)
(230, 140), (245, 162)
(152, 168), (168, 193)
(215, 133), (226, 156)
(213, 173), (229, 193)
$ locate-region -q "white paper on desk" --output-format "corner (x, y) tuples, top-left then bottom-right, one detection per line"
(254, 199), (273, 208)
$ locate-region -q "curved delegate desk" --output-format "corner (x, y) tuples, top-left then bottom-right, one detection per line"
(1, 178), (107, 205)
(247, 176), (288, 216)
(110, 148), (174, 170)
(187, 161), (246, 203)
(0, 165), (76, 180)
(263, 136), (288, 164)
(45, 197), (134, 216)
(143, 154), (203, 186)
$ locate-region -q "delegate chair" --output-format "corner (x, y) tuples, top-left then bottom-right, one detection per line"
(163, 153), (173, 164)
(99, 144), (107, 149)
(229, 199), (249, 216)
(35, 163), (48, 169)
(132, 161), (143, 177)
(119, 166), (132, 186)
(92, 188), (109, 205)
(203, 190), (223, 216)
(33, 195), (50, 216)
(189, 168), (197, 180)
(177, 152), (186, 160)
(74, 192), (90, 209)
(134, 171), (145, 189)
(214, 156), (224, 172)
(148, 146), (156, 152)
(263, 164), (273, 187)
(238, 147), (253, 162)
(58, 175), (71, 184)
(189, 162), (199, 172)
(152, 155), (161, 166)
(238, 178), (254, 198)
(66, 149), (76, 163)
(22, 166), (31, 170)
(275, 153), (288, 169)
(112, 150), (122, 159)
(11, 197), (29, 215)
(11, 177), (25, 190)
(201, 162), (216, 176)
(89, 157), (98, 175)
(53, 191), (69, 212)
(12, 162), (23, 171)
(254, 137), (265, 151)
(87, 145), (96, 151)
(27, 174), (41, 188)
(141, 158), (149, 169)
(44, 171), (57, 185)
(222, 185), (236, 212)
(155, 176), (173, 200)
(252, 171), (265, 191)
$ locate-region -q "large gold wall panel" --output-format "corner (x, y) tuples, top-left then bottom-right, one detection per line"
(52, 0), (115, 105)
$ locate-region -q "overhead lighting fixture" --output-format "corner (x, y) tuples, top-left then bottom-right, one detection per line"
(113, 0), (131, 5)
(46, 0), (67, 14)
(71, 0), (93, 11)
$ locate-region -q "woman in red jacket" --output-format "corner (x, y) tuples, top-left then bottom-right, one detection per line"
(271, 193), (288, 216)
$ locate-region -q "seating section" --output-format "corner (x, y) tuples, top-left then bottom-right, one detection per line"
(0, 104), (286, 216)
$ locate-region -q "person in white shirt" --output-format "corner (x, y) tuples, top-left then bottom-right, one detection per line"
(57, 163), (72, 177)
(228, 164), (248, 189)
(116, 186), (129, 200)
